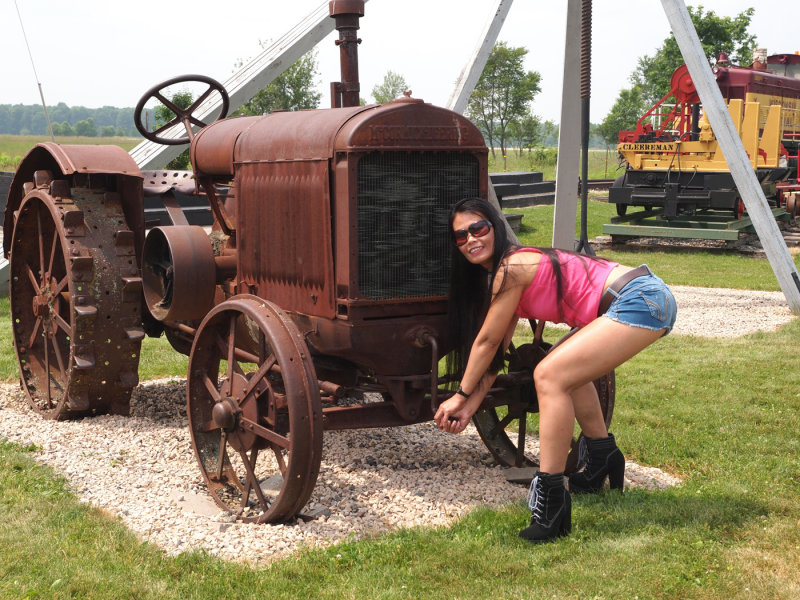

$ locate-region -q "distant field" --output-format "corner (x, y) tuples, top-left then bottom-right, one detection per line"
(0, 135), (141, 170)
(0, 134), (619, 179)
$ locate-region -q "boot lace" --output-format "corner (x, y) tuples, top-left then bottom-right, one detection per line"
(526, 475), (545, 521)
(577, 437), (588, 470)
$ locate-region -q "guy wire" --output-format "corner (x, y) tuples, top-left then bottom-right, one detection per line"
(14, 0), (55, 142)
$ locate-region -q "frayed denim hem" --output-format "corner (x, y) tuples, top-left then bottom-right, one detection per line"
(600, 314), (673, 337)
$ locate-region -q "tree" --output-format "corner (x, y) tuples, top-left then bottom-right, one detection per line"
(74, 118), (98, 137)
(597, 86), (647, 147)
(100, 125), (116, 137)
(539, 120), (559, 147)
(236, 49), (321, 116)
(50, 102), (70, 125)
(58, 121), (75, 136)
(467, 42), (541, 167)
(153, 91), (194, 169)
(507, 112), (540, 156)
(632, 6), (756, 107)
(371, 70), (408, 104)
(30, 110), (47, 135)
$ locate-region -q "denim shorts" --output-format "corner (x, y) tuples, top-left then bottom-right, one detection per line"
(602, 266), (677, 336)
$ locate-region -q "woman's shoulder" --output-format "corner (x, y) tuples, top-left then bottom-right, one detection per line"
(493, 247), (541, 292)
(503, 247), (543, 267)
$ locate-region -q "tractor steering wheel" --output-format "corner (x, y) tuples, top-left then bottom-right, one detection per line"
(134, 74), (230, 145)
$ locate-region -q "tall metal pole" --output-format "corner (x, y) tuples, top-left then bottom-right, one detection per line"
(15, 0), (55, 142)
(575, 0), (594, 255)
(661, 0), (800, 313)
(552, 0), (582, 249)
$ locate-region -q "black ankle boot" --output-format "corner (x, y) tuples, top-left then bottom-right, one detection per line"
(519, 472), (571, 543)
(568, 433), (625, 494)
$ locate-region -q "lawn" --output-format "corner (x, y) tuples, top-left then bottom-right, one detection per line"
(1, 312), (799, 598)
(2, 237), (800, 597)
(0, 134), (140, 170)
(2, 135), (800, 598)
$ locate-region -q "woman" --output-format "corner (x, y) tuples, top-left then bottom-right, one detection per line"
(434, 197), (676, 543)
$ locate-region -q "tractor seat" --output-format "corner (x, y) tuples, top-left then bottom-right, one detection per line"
(141, 170), (197, 197)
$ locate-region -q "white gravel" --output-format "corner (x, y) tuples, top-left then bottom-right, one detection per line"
(669, 285), (795, 337)
(1, 283), (793, 564)
(0, 380), (680, 564)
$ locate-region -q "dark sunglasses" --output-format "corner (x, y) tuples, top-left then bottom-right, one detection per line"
(452, 219), (492, 246)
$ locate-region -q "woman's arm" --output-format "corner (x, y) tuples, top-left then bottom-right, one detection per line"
(434, 257), (528, 433)
(457, 266), (525, 397)
(434, 314), (518, 433)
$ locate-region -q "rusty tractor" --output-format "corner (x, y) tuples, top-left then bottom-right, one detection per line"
(3, 1), (614, 523)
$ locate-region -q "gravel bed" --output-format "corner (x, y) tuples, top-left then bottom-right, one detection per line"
(523, 285), (796, 338)
(3, 283), (793, 564)
(669, 285), (795, 337)
(0, 378), (679, 564)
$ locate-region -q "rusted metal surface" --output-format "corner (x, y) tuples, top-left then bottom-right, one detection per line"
(142, 225), (216, 321)
(183, 95), (491, 520)
(142, 170), (197, 197)
(187, 296), (322, 522)
(9, 170), (143, 419)
(329, 0), (365, 108)
(4, 144), (143, 258)
(192, 106), (367, 170)
(237, 159), (336, 319)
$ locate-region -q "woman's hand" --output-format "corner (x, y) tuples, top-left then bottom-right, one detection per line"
(434, 394), (478, 434)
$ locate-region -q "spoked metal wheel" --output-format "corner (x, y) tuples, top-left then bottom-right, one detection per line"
(8, 171), (143, 419)
(472, 323), (615, 475)
(187, 295), (323, 523)
(787, 193), (800, 218)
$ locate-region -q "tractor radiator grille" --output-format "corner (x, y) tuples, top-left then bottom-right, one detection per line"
(357, 152), (479, 300)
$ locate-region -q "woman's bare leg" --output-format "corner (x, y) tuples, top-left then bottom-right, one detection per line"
(534, 317), (664, 474)
(571, 381), (607, 438)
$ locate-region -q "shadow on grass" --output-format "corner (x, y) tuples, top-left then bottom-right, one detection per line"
(569, 486), (765, 538)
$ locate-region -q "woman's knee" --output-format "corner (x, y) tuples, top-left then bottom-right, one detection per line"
(533, 360), (562, 395)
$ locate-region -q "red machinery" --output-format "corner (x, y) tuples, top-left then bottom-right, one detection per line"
(612, 53), (800, 219)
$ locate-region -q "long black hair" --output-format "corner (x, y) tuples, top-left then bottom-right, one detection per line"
(445, 198), (517, 381)
(445, 197), (607, 383)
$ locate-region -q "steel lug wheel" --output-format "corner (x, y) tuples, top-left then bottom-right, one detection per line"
(9, 174), (143, 419)
(187, 295), (323, 523)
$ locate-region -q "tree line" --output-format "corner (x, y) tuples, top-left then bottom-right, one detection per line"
(0, 103), (138, 137)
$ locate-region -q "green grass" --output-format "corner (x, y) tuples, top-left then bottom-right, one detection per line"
(0, 135), (141, 170)
(509, 199), (800, 290)
(3, 135), (800, 597)
(489, 147), (621, 180)
(138, 335), (189, 381)
(2, 317), (800, 598)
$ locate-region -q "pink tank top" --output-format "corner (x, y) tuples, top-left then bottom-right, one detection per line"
(513, 249), (619, 328)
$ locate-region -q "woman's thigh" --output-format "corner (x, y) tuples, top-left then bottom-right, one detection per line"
(535, 317), (664, 393)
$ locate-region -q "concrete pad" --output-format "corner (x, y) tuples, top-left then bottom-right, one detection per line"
(503, 466), (538, 485)
(169, 490), (221, 517)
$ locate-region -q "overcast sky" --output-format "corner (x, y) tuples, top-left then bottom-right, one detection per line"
(2, 1), (798, 124)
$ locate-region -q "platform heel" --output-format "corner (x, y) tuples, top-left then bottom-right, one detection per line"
(519, 472), (572, 543)
(568, 433), (625, 494)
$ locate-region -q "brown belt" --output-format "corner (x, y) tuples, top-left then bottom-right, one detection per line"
(597, 265), (651, 317)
